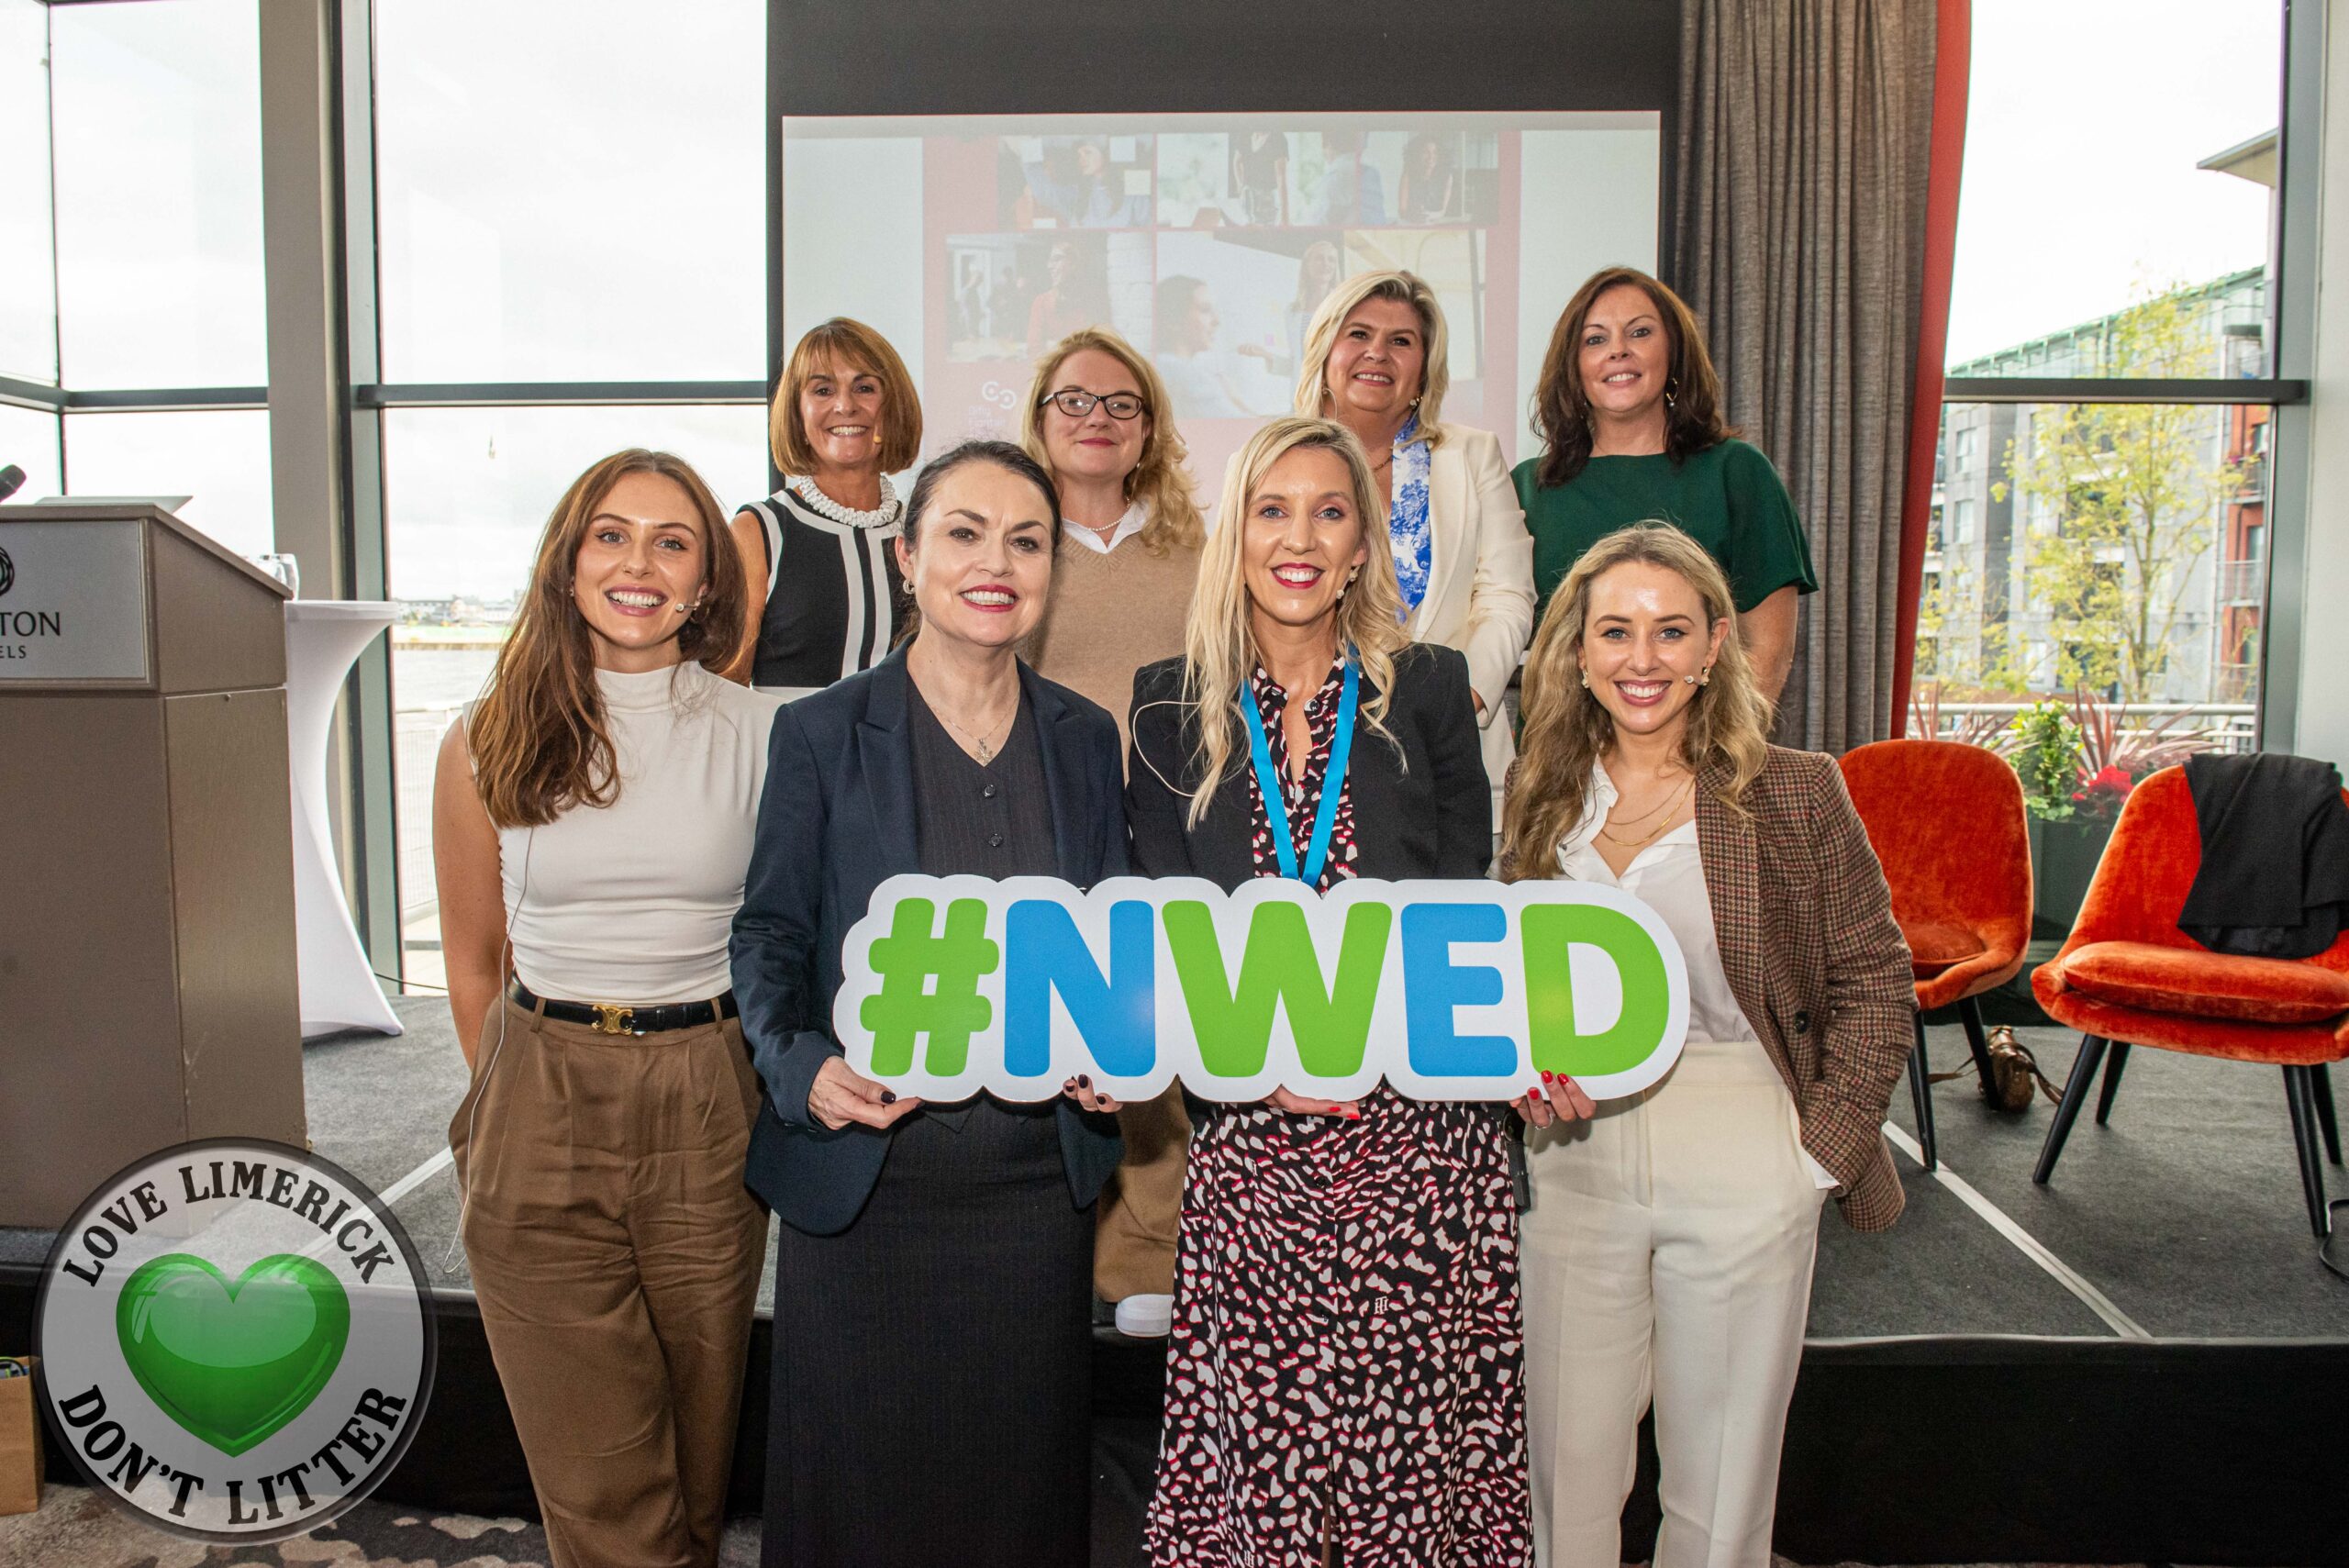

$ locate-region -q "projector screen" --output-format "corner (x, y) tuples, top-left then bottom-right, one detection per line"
(781, 112), (1660, 506)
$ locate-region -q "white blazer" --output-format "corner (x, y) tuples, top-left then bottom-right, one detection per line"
(1219, 422), (1536, 828)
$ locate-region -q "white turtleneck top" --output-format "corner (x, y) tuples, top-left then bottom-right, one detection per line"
(495, 661), (783, 1005)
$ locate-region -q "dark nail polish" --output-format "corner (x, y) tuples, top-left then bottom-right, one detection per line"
(1077, 1074), (1091, 1089)
(879, 1090), (897, 1105)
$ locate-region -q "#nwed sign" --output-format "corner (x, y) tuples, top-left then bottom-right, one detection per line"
(834, 876), (1690, 1103)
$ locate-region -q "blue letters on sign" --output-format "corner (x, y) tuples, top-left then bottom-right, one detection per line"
(1399, 902), (1515, 1076)
(1004, 898), (1157, 1077)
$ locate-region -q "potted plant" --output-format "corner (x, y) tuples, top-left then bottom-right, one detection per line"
(2006, 701), (2099, 937)
(2015, 693), (2213, 938)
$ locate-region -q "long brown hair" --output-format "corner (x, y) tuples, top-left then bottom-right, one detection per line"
(1529, 266), (1732, 489)
(1019, 326), (1205, 555)
(1175, 417), (1407, 828)
(1497, 524), (1772, 882)
(466, 450), (746, 829)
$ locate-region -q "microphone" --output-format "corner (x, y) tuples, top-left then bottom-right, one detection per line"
(0, 465), (24, 504)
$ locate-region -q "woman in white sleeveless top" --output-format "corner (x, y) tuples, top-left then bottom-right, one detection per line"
(433, 448), (780, 1568)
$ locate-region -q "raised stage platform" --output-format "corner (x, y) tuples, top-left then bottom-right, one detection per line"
(6, 994), (2345, 1564)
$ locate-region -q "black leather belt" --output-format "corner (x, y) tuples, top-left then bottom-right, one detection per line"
(507, 978), (737, 1037)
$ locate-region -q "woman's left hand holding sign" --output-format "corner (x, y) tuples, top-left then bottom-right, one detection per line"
(1062, 1075), (1123, 1115)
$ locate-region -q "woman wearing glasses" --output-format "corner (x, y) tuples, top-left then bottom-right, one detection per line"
(1019, 327), (1206, 1340)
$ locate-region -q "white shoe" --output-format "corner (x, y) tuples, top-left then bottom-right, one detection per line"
(1114, 1294), (1174, 1339)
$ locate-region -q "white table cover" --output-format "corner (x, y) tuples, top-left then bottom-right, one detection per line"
(285, 600), (403, 1039)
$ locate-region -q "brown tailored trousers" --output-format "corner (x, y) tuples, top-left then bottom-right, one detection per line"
(452, 995), (767, 1568)
(1093, 1084), (1190, 1301)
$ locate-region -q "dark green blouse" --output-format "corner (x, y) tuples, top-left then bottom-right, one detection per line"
(1512, 438), (1817, 623)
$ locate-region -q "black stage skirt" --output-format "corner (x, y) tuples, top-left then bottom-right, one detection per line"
(763, 1097), (1093, 1568)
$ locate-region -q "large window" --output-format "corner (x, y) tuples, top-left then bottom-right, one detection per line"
(372, 2), (763, 384)
(1910, 0), (2312, 1007)
(61, 409), (274, 554)
(0, 0), (57, 386)
(1921, 0), (2292, 762)
(50, 0), (267, 391)
(5, 0), (273, 553)
(1943, 0), (2280, 381)
(369, 0), (767, 979)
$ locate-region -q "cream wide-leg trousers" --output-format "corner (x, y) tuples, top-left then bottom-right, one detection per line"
(1520, 1039), (1828, 1568)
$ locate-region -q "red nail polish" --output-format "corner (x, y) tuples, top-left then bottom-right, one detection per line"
(1540, 1069), (1554, 1083)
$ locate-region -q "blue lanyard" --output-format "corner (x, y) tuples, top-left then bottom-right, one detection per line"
(1239, 655), (1359, 885)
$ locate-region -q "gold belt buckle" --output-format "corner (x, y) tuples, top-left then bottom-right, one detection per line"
(591, 1003), (637, 1036)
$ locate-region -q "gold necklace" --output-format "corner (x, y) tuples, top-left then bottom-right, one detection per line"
(1598, 775), (1696, 848)
(934, 701), (1015, 763)
(1602, 769), (1694, 829)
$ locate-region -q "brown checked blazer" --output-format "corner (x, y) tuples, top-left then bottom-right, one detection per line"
(1692, 745), (1917, 1230)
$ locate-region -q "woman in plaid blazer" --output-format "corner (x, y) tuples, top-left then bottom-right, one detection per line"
(1497, 523), (1913, 1568)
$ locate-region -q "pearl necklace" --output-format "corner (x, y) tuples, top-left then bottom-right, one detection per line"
(789, 473), (902, 530)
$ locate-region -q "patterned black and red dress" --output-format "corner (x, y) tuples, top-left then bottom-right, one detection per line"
(1130, 654), (1532, 1568)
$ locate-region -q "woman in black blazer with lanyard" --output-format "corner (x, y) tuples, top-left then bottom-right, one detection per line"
(729, 440), (1124, 1568)
(1128, 416), (1531, 1566)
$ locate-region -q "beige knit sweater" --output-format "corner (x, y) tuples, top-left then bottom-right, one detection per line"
(1026, 535), (1203, 751)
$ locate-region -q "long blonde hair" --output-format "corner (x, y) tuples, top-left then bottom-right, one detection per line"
(1175, 417), (1408, 828)
(1019, 326), (1205, 555)
(1292, 269), (1451, 449)
(1498, 524), (1772, 880)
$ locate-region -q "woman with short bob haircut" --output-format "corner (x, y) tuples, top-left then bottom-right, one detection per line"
(435, 448), (771, 1568)
(1498, 523), (1910, 1568)
(1515, 267), (1815, 702)
(1130, 417), (1528, 1565)
(1018, 325), (1207, 1337)
(1285, 268), (1534, 830)
(728, 316), (924, 697)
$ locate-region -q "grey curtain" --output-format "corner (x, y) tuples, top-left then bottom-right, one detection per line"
(1673, 0), (1938, 752)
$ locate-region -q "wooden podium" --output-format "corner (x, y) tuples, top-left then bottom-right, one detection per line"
(0, 503), (306, 1228)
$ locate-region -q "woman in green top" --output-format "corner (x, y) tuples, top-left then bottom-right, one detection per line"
(1515, 266), (1814, 703)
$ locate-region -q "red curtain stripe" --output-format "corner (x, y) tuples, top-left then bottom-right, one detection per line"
(1890, 0), (1972, 728)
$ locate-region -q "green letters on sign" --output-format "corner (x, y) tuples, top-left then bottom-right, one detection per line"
(1163, 900), (1392, 1078)
(1520, 904), (1671, 1078)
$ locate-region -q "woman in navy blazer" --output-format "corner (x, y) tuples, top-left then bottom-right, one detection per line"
(730, 440), (1123, 1568)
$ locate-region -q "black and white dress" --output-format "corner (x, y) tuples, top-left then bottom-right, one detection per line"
(1143, 662), (1531, 1568)
(738, 479), (905, 698)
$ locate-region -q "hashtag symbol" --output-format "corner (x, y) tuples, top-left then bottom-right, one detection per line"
(861, 896), (999, 1077)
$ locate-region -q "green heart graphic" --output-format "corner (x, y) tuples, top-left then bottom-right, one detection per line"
(116, 1253), (351, 1458)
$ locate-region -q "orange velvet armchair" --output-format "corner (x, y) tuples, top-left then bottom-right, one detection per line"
(2032, 765), (2349, 1238)
(1840, 740), (2035, 1170)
